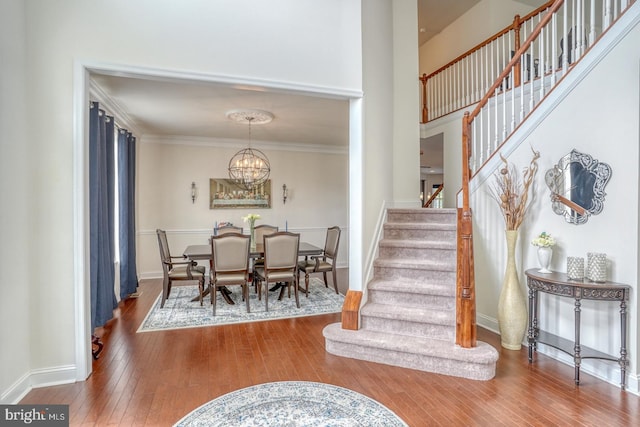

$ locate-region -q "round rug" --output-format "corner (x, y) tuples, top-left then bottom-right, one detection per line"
(174, 381), (408, 427)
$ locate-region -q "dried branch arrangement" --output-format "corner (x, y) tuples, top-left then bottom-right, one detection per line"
(491, 147), (540, 230)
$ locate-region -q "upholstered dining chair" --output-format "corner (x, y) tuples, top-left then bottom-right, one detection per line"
(252, 224), (278, 293)
(156, 229), (206, 308)
(254, 232), (300, 311)
(210, 233), (251, 315)
(216, 225), (243, 235)
(297, 226), (341, 296)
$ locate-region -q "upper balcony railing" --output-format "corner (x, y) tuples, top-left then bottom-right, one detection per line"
(420, 0), (632, 127)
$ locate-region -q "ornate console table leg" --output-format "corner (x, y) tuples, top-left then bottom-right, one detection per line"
(619, 299), (628, 390)
(573, 298), (582, 385)
(527, 286), (538, 362)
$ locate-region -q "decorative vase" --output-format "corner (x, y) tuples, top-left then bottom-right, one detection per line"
(498, 230), (528, 350)
(537, 246), (552, 273)
(250, 222), (256, 250)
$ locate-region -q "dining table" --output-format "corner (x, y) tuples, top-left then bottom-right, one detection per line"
(183, 241), (323, 304)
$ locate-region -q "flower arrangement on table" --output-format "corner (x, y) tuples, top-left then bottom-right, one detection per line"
(243, 213), (261, 247)
(242, 213), (261, 226)
(490, 148), (540, 230)
(531, 231), (555, 248)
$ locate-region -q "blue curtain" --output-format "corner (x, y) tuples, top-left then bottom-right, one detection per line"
(118, 129), (139, 298)
(89, 102), (117, 330)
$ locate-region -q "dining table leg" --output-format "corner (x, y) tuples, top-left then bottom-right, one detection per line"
(191, 286), (235, 305)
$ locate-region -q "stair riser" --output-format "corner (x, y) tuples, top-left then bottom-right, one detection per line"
(374, 266), (456, 283)
(361, 315), (455, 341)
(378, 246), (456, 262)
(325, 339), (496, 381)
(368, 289), (455, 309)
(384, 228), (456, 241)
(387, 212), (456, 224)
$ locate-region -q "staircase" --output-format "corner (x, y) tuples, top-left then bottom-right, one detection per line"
(323, 208), (499, 380)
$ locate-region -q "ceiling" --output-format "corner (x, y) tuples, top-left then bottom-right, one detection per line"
(90, 1), (538, 175)
(91, 74), (350, 148)
(417, 0), (481, 47)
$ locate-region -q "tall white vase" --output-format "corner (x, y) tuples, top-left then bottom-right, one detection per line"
(498, 230), (528, 350)
(250, 223), (256, 251)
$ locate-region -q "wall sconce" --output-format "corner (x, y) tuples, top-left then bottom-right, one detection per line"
(282, 184), (288, 204)
(191, 182), (197, 203)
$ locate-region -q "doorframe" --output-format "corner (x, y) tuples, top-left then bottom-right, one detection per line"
(72, 60), (364, 379)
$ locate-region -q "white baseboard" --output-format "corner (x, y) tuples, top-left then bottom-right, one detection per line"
(1, 365), (77, 404)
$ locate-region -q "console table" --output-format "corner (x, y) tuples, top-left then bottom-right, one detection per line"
(525, 269), (630, 390)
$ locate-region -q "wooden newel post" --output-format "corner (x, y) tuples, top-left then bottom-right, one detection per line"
(456, 112), (477, 348)
(512, 15), (522, 87)
(420, 73), (428, 123)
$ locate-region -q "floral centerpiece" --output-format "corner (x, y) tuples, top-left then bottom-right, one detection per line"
(243, 213), (261, 248)
(531, 231), (555, 248)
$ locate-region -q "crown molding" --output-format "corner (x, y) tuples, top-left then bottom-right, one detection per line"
(89, 80), (141, 135)
(141, 134), (348, 155)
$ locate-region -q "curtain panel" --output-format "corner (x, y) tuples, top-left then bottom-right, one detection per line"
(118, 129), (138, 298)
(89, 102), (117, 330)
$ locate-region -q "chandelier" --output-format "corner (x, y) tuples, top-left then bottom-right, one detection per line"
(227, 109), (272, 191)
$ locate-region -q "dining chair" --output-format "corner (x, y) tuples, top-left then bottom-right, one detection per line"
(252, 224), (278, 294)
(297, 226), (341, 296)
(156, 229), (206, 308)
(254, 232), (300, 311)
(210, 233), (251, 315)
(216, 225), (243, 235)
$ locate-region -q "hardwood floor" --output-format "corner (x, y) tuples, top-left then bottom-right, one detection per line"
(21, 269), (639, 426)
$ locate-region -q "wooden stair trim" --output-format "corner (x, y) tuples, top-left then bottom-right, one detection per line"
(341, 290), (362, 330)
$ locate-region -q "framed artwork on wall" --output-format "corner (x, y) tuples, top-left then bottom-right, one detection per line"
(210, 178), (271, 209)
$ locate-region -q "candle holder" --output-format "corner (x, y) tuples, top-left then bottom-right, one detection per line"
(587, 252), (607, 283)
(566, 256), (584, 281)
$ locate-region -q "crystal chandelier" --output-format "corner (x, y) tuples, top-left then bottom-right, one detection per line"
(227, 109), (272, 191)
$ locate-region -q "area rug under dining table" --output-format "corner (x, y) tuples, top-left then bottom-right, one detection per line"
(137, 278), (344, 332)
(173, 381), (408, 426)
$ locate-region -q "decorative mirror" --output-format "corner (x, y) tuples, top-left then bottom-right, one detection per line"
(545, 149), (612, 225)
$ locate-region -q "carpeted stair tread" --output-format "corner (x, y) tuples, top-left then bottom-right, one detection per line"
(361, 302), (454, 324)
(323, 323), (498, 365)
(368, 279), (455, 296)
(384, 223), (456, 231)
(378, 239), (456, 250)
(374, 258), (455, 271)
(388, 208), (457, 213)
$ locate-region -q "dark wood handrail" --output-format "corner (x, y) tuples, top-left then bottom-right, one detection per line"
(420, 0), (555, 123)
(422, 184), (443, 208)
(423, 0), (554, 81)
(467, 1), (564, 122)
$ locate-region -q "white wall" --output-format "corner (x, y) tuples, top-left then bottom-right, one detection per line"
(423, 9), (640, 391)
(0, 0), (31, 403)
(361, 0), (395, 279)
(392, 0), (421, 206)
(419, 0), (544, 75)
(137, 138), (349, 278)
(1, 0), (363, 402)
